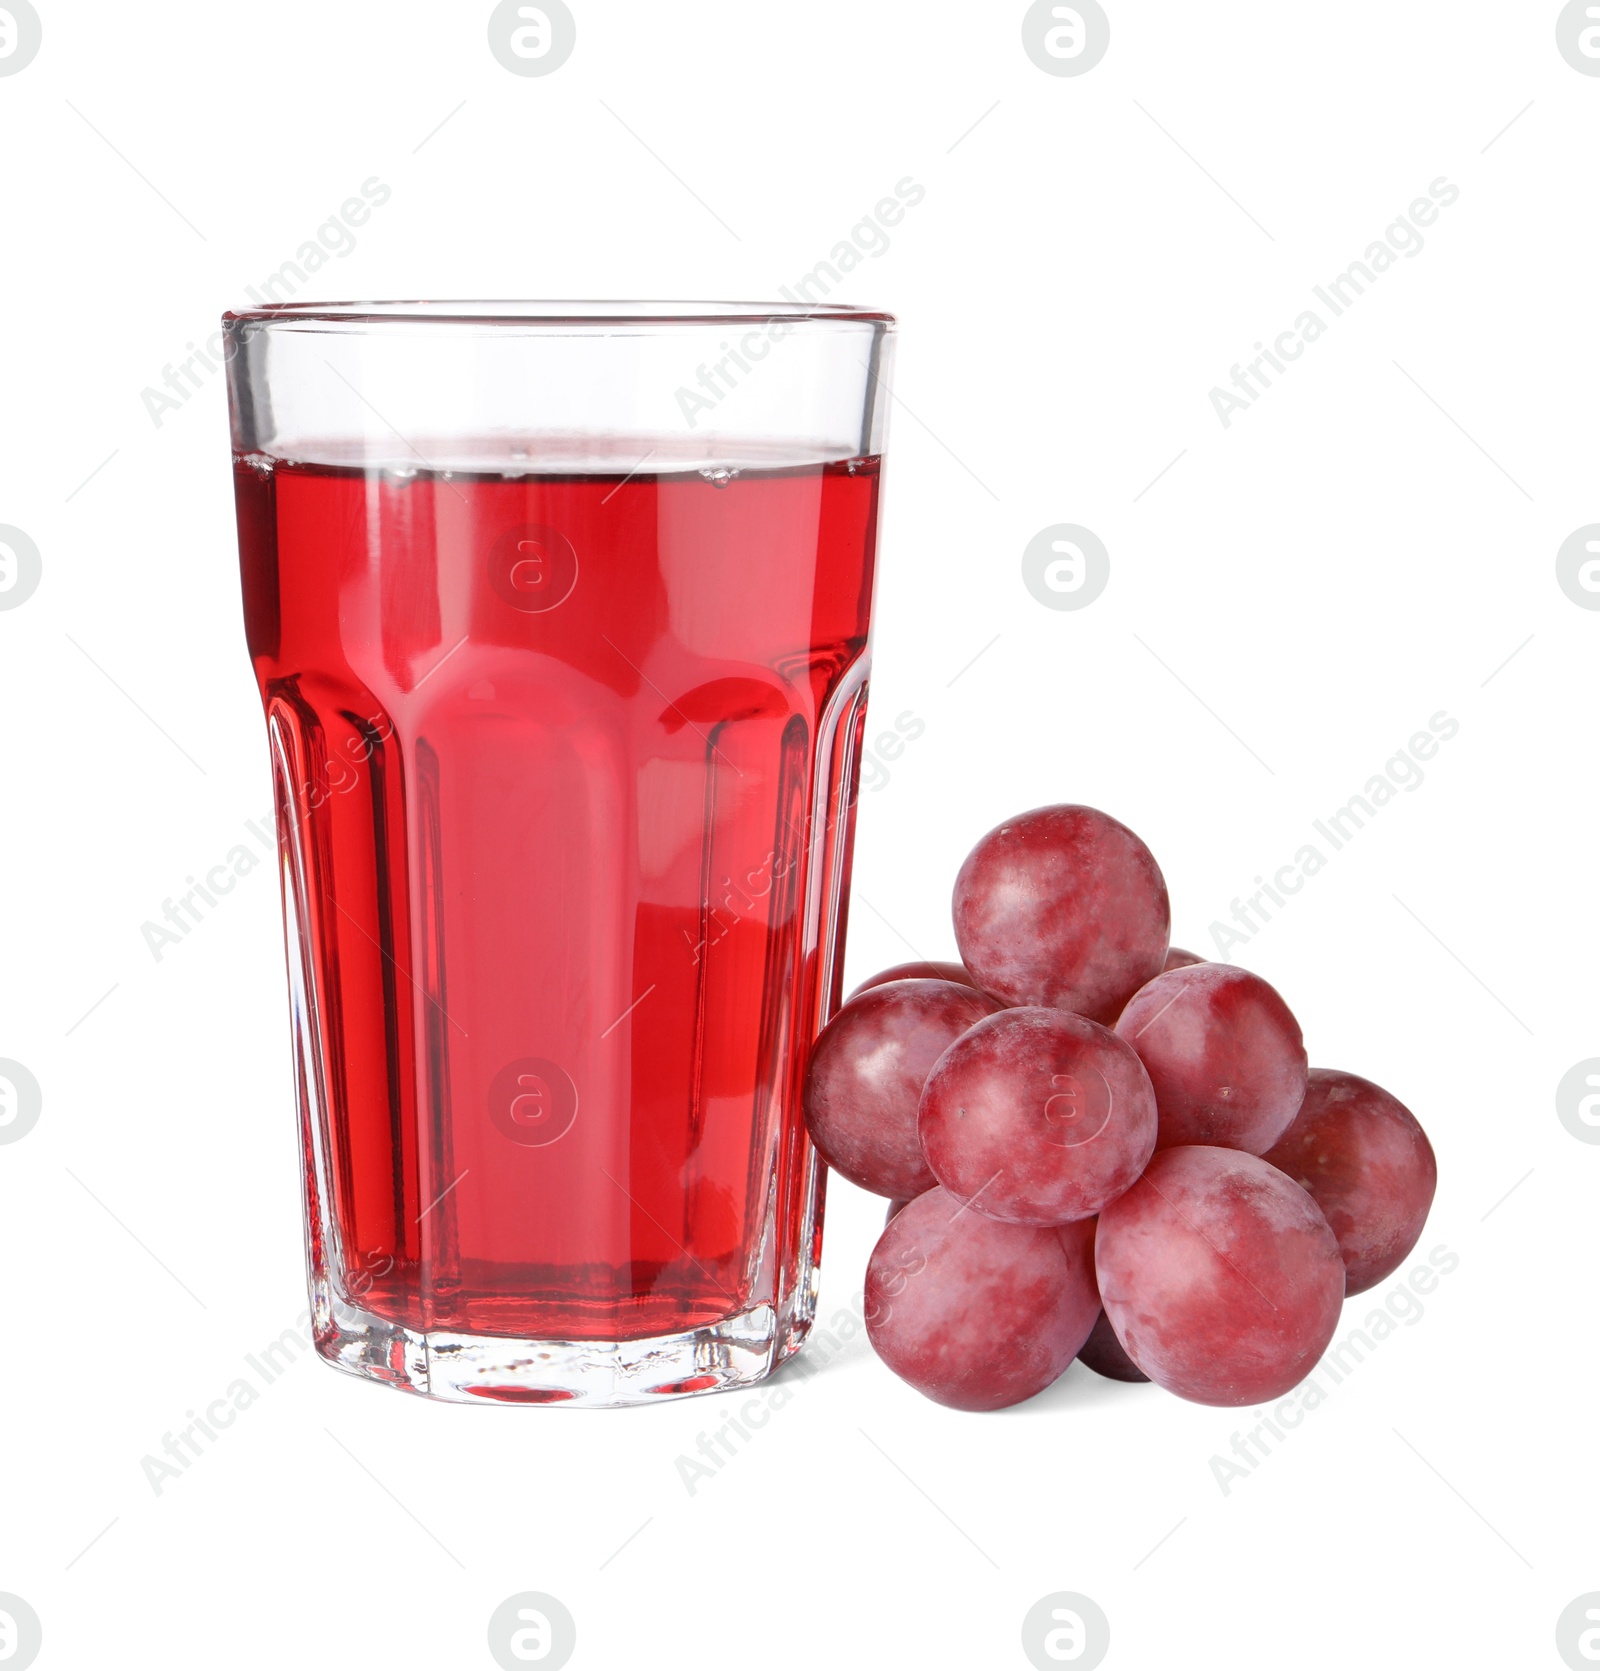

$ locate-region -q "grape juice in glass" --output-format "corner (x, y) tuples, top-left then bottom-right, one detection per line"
(223, 302), (895, 1405)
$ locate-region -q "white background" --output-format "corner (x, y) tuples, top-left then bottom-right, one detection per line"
(0, 3), (1593, 1667)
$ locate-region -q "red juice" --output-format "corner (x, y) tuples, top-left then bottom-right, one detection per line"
(233, 452), (878, 1358)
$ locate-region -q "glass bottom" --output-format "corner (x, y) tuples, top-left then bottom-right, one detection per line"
(310, 1278), (817, 1408)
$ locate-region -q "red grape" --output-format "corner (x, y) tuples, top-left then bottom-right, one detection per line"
(1095, 1146), (1345, 1406)
(804, 979), (998, 1198)
(1163, 946), (1202, 971)
(952, 805), (1170, 1023)
(850, 960), (974, 1000)
(865, 1188), (1100, 1410)
(1114, 962), (1306, 1153)
(886, 1197), (914, 1224)
(919, 1008), (1157, 1224)
(1076, 1308), (1148, 1383)
(1262, 1068), (1437, 1295)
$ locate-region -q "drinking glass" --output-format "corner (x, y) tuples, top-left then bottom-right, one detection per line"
(223, 301), (894, 1405)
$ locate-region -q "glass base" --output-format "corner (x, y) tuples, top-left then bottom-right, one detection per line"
(312, 1284), (815, 1408)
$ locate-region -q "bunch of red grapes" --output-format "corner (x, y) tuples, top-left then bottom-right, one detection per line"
(805, 805), (1438, 1411)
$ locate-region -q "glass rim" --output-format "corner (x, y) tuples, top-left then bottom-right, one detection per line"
(222, 299), (897, 329)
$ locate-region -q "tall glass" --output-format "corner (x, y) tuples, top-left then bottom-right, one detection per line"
(222, 302), (894, 1406)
